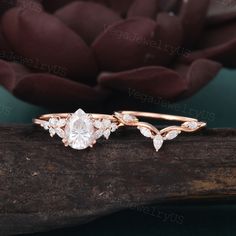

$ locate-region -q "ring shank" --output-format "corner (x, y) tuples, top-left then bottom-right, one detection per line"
(120, 111), (197, 122)
(33, 113), (117, 125)
(33, 111), (199, 126)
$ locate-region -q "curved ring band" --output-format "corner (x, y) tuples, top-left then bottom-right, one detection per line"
(33, 108), (206, 152)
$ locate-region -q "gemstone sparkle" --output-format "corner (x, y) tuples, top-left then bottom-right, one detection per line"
(138, 126), (153, 138)
(165, 130), (181, 140)
(64, 109), (95, 150)
(153, 135), (164, 152)
(182, 121), (198, 129)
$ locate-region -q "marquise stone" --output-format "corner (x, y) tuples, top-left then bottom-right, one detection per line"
(57, 119), (67, 127)
(41, 121), (49, 130)
(103, 119), (112, 128)
(49, 127), (56, 137)
(55, 128), (65, 138)
(122, 114), (137, 123)
(182, 121), (198, 129)
(111, 123), (118, 132)
(138, 127), (153, 138)
(165, 130), (180, 140)
(153, 135), (163, 152)
(103, 129), (111, 140)
(49, 118), (58, 127)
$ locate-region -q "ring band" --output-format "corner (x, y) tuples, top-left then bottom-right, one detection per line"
(33, 108), (206, 152)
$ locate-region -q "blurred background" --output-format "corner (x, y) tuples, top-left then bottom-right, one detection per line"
(0, 68), (236, 127)
(0, 0), (236, 127)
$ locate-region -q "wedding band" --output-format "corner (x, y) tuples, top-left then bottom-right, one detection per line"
(33, 108), (206, 152)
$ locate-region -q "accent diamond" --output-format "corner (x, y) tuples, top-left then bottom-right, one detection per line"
(41, 121), (49, 130)
(153, 135), (163, 152)
(49, 127), (56, 137)
(165, 130), (181, 140)
(49, 118), (58, 127)
(103, 119), (112, 129)
(182, 121), (198, 129)
(122, 114), (137, 123)
(94, 120), (103, 129)
(55, 128), (65, 138)
(94, 129), (103, 139)
(111, 123), (118, 132)
(93, 118), (118, 140)
(138, 126), (153, 138)
(103, 129), (111, 140)
(57, 119), (66, 127)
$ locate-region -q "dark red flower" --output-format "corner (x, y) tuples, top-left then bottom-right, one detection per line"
(0, 0), (233, 111)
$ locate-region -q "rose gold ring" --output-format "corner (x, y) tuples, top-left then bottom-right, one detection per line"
(33, 109), (206, 152)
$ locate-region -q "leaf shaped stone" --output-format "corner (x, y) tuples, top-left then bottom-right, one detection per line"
(165, 130), (181, 140)
(153, 134), (163, 152)
(138, 127), (153, 138)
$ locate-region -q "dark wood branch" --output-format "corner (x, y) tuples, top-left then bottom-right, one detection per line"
(0, 125), (236, 235)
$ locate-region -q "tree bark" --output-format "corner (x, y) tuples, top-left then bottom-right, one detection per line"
(0, 125), (236, 235)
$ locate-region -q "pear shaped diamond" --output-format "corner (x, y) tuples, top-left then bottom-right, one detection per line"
(64, 109), (95, 150)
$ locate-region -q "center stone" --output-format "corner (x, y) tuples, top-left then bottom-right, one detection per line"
(65, 109), (95, 150)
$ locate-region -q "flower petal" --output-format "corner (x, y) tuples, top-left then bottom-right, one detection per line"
(174, 59), (222, 98)
(0, 30), (12, 51)
(42, 0), (76, 12)
(92, 17), (160, 72)
(179, 0), (210, 47)
(159, 0), (180, 12)
(103, 0), (135, 16)
(0, 59), (16, 90)
(43, 0), (134, 16)
(179, 21), (236, 67)
(0, 59), (30, 91)
(181, 42), (236, 68)
(98, 66), (188, 99)
(13, 74), (107, 108)
(55, 1), (121, 45)
(16, 0), (43, 13)
(127, 0), (159, 19)
(207, 0), (236, 25)
(154, 13), (183, 65)
(198, 21), (236, 49)
(98, 59), (221, 100)
(1, 7), (98, 82)
(0, 0), (16, 16)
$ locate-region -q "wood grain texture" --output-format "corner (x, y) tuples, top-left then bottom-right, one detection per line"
(0, 125), (236, 235)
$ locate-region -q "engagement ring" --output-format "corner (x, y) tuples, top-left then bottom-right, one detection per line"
(33, 109), (206, 152)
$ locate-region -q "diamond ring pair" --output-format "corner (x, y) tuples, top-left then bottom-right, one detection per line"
(33, 109), (206, 152)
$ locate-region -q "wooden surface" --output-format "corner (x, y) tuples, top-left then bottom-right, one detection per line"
(0, 125), (236, 235)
